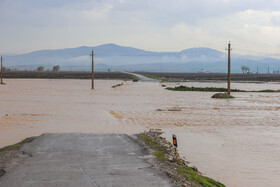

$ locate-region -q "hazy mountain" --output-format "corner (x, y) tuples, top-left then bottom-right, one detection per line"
(3, 44), (280, 73)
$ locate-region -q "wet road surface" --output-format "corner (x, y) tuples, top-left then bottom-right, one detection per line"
(0, 133), (176, 187)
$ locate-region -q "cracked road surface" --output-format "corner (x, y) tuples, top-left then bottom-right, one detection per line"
(0, 133), (176, 187)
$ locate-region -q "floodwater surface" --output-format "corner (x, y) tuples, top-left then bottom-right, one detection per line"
(1, 79), (280, 187)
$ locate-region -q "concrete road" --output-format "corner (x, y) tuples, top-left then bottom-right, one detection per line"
(0, 134), (176, 187)
(126, 72), (160, 82)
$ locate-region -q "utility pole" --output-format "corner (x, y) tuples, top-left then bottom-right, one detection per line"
(257, 67), (259, 75)
(1, 57), (3, 84)
(268, 67), (269, 74)
(226, 42), (232, 95)
(91, 50), (94, 89)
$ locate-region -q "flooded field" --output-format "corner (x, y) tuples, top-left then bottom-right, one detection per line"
(1, 79), (280, 186)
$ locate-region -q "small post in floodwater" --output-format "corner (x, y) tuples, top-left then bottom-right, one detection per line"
(226, 42), (232, 95)
(1, 56), (3, 84)
(91, 50), (94, 90)
(172, 134), (177, 148)
(172, 134), (178, 160)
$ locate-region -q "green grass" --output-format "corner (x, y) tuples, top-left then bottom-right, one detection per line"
(166, 86), (244, 92)
(166, 86), (279, 93)
(138, 133), (165, 151)
(257, 89), (278, 92)
(154, 150), (165, 161)
(220, 94), (235, 99)
(0, 137), (34, 154)
(178, 167), (225, 187)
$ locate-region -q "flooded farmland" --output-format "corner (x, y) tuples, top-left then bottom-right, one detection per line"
(1, 79), (280, 186)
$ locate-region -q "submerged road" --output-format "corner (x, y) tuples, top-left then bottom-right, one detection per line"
(126, 72), (160, 82)
(0, 134), (176, 187)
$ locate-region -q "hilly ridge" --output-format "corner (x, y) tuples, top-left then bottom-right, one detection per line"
(2, 44), (280, 73)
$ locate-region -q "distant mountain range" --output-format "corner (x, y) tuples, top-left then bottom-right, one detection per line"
(1, 44), (280, 73)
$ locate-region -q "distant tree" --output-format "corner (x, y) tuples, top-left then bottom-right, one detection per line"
(37, 66), (44, 72)
(241, 65), (250, 74)
(53, 65), (60, 71)
(241, 66), (246, 74)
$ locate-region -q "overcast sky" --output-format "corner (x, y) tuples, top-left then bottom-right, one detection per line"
(1, 0), (280, 56)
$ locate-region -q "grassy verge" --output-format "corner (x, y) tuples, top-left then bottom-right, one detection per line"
(166, 86), (279, 93)
(137, 131), (225, 187)
(0, 137), (34, 154)
(178, 167), (225, 187)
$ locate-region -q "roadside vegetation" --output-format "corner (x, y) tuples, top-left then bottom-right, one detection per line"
(166, 86), (243, 92)
(137, 130), (225, 187)
(0, 137), (34, 154)
(166, 85), (279, 93)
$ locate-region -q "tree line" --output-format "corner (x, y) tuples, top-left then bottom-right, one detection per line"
(1, 65), (60, 72)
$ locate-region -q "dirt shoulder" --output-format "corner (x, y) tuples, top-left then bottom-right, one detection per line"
(0, 137), (35, 177)
(137, 130), (225, 187)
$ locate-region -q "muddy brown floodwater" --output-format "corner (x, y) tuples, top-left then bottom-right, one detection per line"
(1, 79), (280, 187)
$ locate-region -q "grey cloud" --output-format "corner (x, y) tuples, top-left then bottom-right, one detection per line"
(271, 15), (280, 25)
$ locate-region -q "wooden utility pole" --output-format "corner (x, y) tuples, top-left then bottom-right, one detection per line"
(268, 67), (269, 74)
(1, 56), (3, 84)
(91, 50), (94, 89)
(226, 42), (232, 95)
